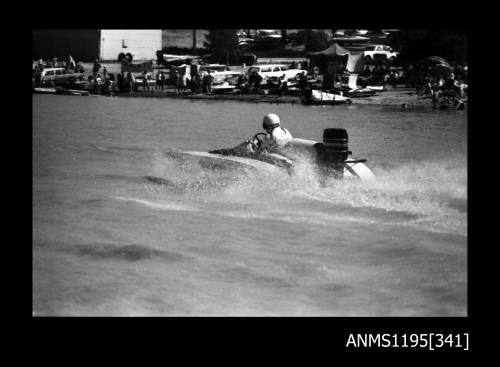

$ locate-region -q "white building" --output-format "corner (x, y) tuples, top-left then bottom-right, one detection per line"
(99, 30), (162, 61)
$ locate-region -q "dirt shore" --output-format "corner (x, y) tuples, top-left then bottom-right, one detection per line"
(349, 87), (432, 106)
(114, 87), (460, 109)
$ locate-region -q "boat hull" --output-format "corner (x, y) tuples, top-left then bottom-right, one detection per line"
(165, 149), (374, 180)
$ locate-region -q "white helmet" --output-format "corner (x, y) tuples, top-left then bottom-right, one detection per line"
(263, 113), (280, 130)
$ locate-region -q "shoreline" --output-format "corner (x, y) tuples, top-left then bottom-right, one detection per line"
(110, 87), (467, 108)
(34, 86), (467, 109)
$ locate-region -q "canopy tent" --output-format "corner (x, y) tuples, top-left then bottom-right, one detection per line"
(307, 43), (349, 76)
(423, 56), (450, 66)
(306, 43), (351, 57)
(422, 56), (453, 75)
(307, 43), (364, 74)
(432, 63), (453, 75)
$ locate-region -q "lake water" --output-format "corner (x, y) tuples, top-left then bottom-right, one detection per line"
(33, 94), (467, 316)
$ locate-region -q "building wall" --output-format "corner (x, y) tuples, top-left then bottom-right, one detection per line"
(33, 30), (100, 62)
(99, 30), (162, 61)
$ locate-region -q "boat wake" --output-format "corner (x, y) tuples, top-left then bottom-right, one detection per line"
(119, 151), (467, 236)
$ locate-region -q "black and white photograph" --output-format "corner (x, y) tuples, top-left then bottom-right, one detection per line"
(32, 29), (467, 318)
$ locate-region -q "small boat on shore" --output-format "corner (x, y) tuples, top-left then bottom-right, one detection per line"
(33, 87), (91, 96)
(211, 82), (237, 93)
(33, 87), (57, 94)
(366, 85), (385, 91)
(302, 89), (352, 105)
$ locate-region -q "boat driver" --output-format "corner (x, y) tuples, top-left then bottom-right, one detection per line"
(257, 113), (293, 153)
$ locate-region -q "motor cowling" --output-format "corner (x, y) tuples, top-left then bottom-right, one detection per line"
(315, 128), (352, 178)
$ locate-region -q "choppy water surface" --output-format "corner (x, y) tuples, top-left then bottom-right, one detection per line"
(33, 95), (467, 316)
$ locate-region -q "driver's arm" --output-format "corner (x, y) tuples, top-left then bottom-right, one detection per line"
(261, 136), (280, 153)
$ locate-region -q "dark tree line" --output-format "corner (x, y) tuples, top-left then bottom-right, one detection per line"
(387, 29), (467, 64)
(204, 30), (240, 64)
(204, 29), (332, 56)
(203, 29), (468, 64)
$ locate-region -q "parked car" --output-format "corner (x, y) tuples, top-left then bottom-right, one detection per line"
(256, 30), (282, 39)
(247, 64), (307, 81)
(209, 71), (244, 86)
(199, 64), (230, 73)
(33, 68), (84, 87)
(133, 72), (156, 89)
(252, 30), (283, 50)
(363, 45), (399, 62)
(237, 30), (254, 47)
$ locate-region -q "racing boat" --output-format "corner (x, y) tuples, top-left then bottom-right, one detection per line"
(165, 128), (375, 181)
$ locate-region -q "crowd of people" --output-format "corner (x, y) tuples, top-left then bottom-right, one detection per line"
(405, 63), (468, 108)
(33, 53), (467, 109)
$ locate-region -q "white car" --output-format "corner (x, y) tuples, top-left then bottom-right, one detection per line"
(209, 71), (244, 85)
(247, 64), (307, 81)
(34, 67), (84, 87)
(363, 45), (399, 62)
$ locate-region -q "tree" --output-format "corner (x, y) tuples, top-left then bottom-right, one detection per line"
(192, 29), (196, 54)
(281, 29), (287, 46)
(387, 29), (467, 64)
(204, 30), (240, 64)
(305, 30), (331, 52)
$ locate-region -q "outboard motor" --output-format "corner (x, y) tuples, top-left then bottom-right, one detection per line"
(314, 128), (352, 178)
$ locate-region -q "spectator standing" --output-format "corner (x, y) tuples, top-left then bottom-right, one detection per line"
(156, 72), (161, 91)
(175, 71), (182, 93)
(390, 71), (397, 88)
(68, 54), (76, 70)
(423, 73), (432, 95)
(247, 72), (255, 93)
(160, 72), (166, 92)
(142, 71), (150, 91)
(297, 73), (307, 95)
(93, 59), (101, 81)
(443, 73), (455, 101)
(254, 72), (262, 94)
(431, 76), (440, 98)
(190, 64), (199, 82)
(127, 71), (135, 93)
(205, 70), (214, 93)
(237, 73), (248, 94)
(34, 71), (42, 87)
(94, 75), (101, 94)
(312, 66), (320, 80)
(194, 72), (201, 93)
(102, 67), (108, 80)
(117, 73), (123, 91)
(103, 77), (111, 95)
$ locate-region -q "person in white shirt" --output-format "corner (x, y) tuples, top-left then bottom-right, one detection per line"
(259, 113), (293, 153)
